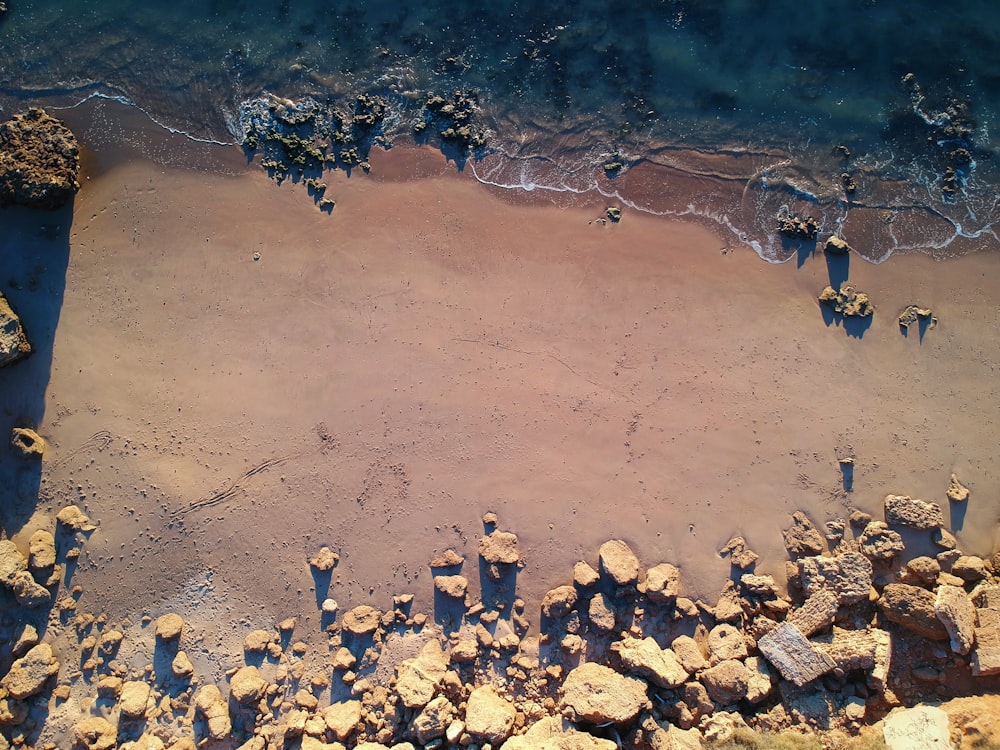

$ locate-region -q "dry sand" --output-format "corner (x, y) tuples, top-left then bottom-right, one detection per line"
(2, 102), (1000, 676)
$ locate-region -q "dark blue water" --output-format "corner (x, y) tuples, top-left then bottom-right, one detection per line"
(2, 0), (999, 261)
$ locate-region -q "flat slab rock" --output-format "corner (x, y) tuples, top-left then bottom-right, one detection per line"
(883, 494), (945, 530)
(882, 705), (950, 750)
(559, 662), (648, 725)
(757, 622), (835, 688)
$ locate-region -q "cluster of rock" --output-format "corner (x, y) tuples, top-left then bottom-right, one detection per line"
(0, 108), (80, 210)
(4, 485), (1000, 749)
(776, 214), (819, 241)
(818, 282), (874, 318)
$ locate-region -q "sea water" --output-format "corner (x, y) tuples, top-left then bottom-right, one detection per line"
(1, 0), (998, 262)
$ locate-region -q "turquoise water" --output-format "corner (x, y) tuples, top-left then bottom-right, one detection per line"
(1, 0), (998, 261)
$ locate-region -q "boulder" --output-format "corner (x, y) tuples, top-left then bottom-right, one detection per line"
(707, 623), (747, 665)
(598, 539), (640, 586)
(501, 716), (616, 750)
(588, 592), (616, 632)
(935, 584), (975, 655)
(171, 651), (195, 680)
(323, 700), (361, 741)
(641, 563), (681, 602)
(541, 585), (578, 619)
(719, 536), (759, 570)
(119, 680), (152, 720)
(782, 512), (825, 557)
(952, 556), (988, 582)
(193, 684), (231, 741)
(972, 584), (1000, 676)
(878, 584), (949, 640)
(342, 605), (381, 635)
(798, 551), (872, 604)
(670, 635), (707, 674)
(559, 662), (648, 724)
(757, 623), (835, 687)
(27, 529), (56, 570)
(786, 589), (838, 637)
(947, 473), (970, 503)
(610, 637), (688, 688)
(429, 548), (465, 568)
(395, 640), (448, 708)
(465, 685), (516, 744)
(411, 695), (456, 744)
(73, 716), (118, 750)
(433, 574), (468, 599)
(56, 505), (96, 532)
(883, 494), (944, 530)
(573, 561), (600, 588)
(906, 556), (941, 585)
(309, 546), (339, 572)
(243, 629), (272, 653)
(699, 659), (749, 705)
(0, 642), (58, 699)
(479, 531), (521, 565)
(743, 656), (775, 704)
(824, 236), (852, 255)
(155, 613), (184, 642)
(882, 705), (950, 750)
(229, 666), (267, 705)
(859, 521), (905, 560)
(0, 108), (80, 208)
(0, 539), (26, 584)
(818, 283), (873, 317)
(11, 427), (43, 457)
(10, 568), (51, 607)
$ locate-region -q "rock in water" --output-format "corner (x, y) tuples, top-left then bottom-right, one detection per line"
(947, 473), (970, 503)
(0, 293), (31, 367)
(0, 108), (80, 209)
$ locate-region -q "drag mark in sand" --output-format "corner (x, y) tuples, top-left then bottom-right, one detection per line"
(50, 430), (113, 467)
(172, 456), (290, 519)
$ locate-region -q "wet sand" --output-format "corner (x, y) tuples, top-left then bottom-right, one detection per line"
(3, 105), (1000, 678)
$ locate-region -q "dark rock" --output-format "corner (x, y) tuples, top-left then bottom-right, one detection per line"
(0, 108), (80, 209)
(0, 292), (31, 367)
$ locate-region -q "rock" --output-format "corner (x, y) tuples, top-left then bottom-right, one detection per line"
(342, 605), (381, 635)
(56, 505), (96, 532)
(95, 675), (123, 698)
(786, 589), (838, 637)
(395, 640), (448, 708)
(934, 584), (975, 655)
(171, 651), (195, 679)
(309, 546), (339, 571)
(701, 711), (750, 744)
(243, 629), (271, 653)
(9, 568), (51, 607)
(972, 584), (1000, 676)
(0, 642), (58, 698)
(433, 574), (468, 599)
(479, 531), (521, 565)
(559, 662), (648, 725)
(719, 537), (759, 570)
(897, 305), (938, 333)
(610, 637), (688, 688)
(119, 680), (152, 719)
(588, 592), (616, 632)
(324, 700), (362, 741)
(699, 659), (749, 705)
(501, 716), (616, 750)
(711, 581), (745, 624)
(411, 695), (456, 743)
(0, 108), (80, 208)
(818, 283), (874, 317)
(573, 561), (600, 588)
(641, 563), (681, 602)
(598, 539), (640, 586)
(126, 734), (165, 750)
(934, 527), (958, 550)
(0, 540), (26, 584)
(322, 597), (339, 614)
(798, 550), (872, 604)
(743, 656), (775, 704)
(465, 685), (516, 744)
(777, 214), (818, 240)
(782, 512), (825, 557)
(429, 549), (464, 568)
(739, 573), (779, 598)
(12, 623), (38, 657)
(27, 529), (56, 570)
(73, 716), (118, 750)
(757, 623), (835, 687)
(449, 639), (479, 663)
(11, 427), (44, 457)
(707, 623), (748, 665)
(883, 494), (944, 530)
(193, 684), (231, 741)
(947, 473), (970, 503)
(906, 556), (941, 584)
(953, 555), (988, 581)
(859, 521), (905, 560)
(644, 722), (703, 750)
(230, 665), (268, 705)
(155, 613), (184, 642)
(824, 236), (852, 255)
(541, 585), (578, 619)
(670, 635), (707, 674)
(882, 705), (950, 750)
(878, 584), (949, 640)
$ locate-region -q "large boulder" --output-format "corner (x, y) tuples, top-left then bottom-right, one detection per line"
(798, 551), (872, 604)
(0, 293), (30, 367)
(118, 680), (152, 720)
(410, 695), (457, 744)
(757, 623), (835, 687)
(465, 685), (516, 744)
(559, 662), (648, 724)
(229, 666), (268, 706)
(878, 584), (949, 640)
(27, 530), (56, 571)
(73, 716), (118, 750)
(610, 637), (688, 688)
(859, 521), (905, 561)
(598, 539), (641, 586)
(883, 495), (944, 530)
(640, 563), (681, 602)
(935, 585), (976, 655)
(394, 640), (448, 708)
(193, 684), (232, 741)
(0, 642), (58, 699)
(323, 700), (362, 741)
(699, 659), (749, 705)
(0, 108), (80, 209)
(541, 585), (578, 619)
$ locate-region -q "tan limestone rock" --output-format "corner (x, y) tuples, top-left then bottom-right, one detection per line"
(395, 640), (448, 708)
(0, 295), (31, 367)
(610, 637), (688, 688)
(465, 685), (516, 744)
(56, 505), (96, 532)
(559, 662), (648, 724)
(883, 494), (944, 530)
(947, 473), (970, 503)
(879, 584), (949, 640)
(155, 613), (184, 642)
(309, 546), (339, 572)
(641, 563), (681, 602)
(707, 623), (748, 665)
(324, 699), (362, 741)
(700, 659), (750, 704)
(73, 716), (118, 750)
(573, 561), (600, 588)
(757, 622), (835, 687)
(342, 605), (381, 636)
(0, 642), (58, 699)
(119, 680), (152, 720)
(934, 584), (976, 656)
(598, 539), (640, 586)
(230, 665), (268, 705)
(193, 684), (232, 741)
(27, 529), (56, 570)
(588, 592), (616, 632)
(541, 585), (578, 619)
(782, 512), (825, 557)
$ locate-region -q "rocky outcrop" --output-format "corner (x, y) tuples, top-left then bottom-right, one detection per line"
(0, 293), (31, 367)
(0, 108), (80, 209)
(559, 662), (648, 724)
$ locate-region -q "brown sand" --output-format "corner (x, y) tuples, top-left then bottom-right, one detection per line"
(4, 105), (1000, 676)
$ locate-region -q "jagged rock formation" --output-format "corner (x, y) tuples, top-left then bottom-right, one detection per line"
(0, 108), (80, 209)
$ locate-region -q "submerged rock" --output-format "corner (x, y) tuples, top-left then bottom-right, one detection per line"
(0, 108), (80, 209)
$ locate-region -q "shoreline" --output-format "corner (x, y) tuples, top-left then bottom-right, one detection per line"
(2, 102), (1000, 747)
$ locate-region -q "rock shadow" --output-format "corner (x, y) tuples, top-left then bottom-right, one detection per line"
(0, 203), (72, 535)
(950, 501), (967, 533)
(825, 250), (850, 289)
(819, 303), (873, 339)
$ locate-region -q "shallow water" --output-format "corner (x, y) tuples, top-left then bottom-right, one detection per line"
(1, 0), (999, 259)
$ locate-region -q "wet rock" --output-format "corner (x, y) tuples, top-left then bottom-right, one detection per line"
(11, 427), (44, 458)
(952, 555), (988, 582)
(588, 592), (617, 632)
(119, 680), (152, 719)
(947, 473), (970, 503)
(73, 716), (118, 750)
(559, 662), (648, 725)
(757, 623), (835, 687)
(707, 623), (748, 665)
(0, 108), (80, 209)
(883, 494), (944, 530)
(777, 214), (819, 240)
(343, 605), (381, 636)
(640, 562), (681, 602)
(700, 659), (749, 705)
(541, 585), (578, 619)
(155, 613), (184, 642)
(27, 529), (56, 571)
(465, 685), (516, 744)
(0, 642), (58, 698)
(610, 637), (688, 688)
(573, 561), (600, 588)
(878, 584), (949, 640)
(433, 574), (468, 599)
(395, 640), (448, 708)
(882, 705), (950, 750)
(798, 550), (872, 604)
(818, 283), (874, 317)
(56, 505), (96, 532)
(859, 521), (905, 560)
(309, 546), (339, 572)
(193, 684), (232, 741)
(230, 665), (268, 705)
(324, 700), (362, 741)
(782, 512), (825, 557)
(598, 539), (640, 586)
(934, 584), (975, 655)
(824, 236), (852, 255)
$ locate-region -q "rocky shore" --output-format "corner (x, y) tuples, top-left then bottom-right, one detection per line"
(3, 491), (1000, 750)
